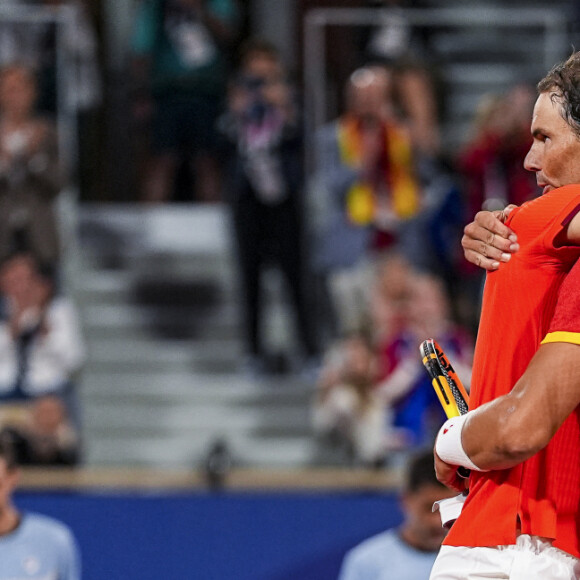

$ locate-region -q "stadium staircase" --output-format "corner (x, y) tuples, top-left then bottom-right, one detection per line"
(74, 204), (319, 470)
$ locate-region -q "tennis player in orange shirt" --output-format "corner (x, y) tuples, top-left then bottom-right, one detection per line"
(430, 52), (580, 579)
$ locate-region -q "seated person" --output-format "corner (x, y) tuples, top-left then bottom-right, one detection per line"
(312, 331), (407, 466)
(0, 63), (63, 268)
(338, 449), (456, 580)
(0, 252), (85, 401)
(376, 272), (473, 448)
(1, 394), (80, 466)
(0, 437), (81, 577)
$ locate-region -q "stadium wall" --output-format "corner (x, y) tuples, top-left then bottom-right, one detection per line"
(16, 490), (402, 580)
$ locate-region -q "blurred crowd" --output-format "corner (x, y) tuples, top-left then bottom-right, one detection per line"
(0, 0), (543, 471)
(312, 256), (474, 467)
(0, 0), (94, 467)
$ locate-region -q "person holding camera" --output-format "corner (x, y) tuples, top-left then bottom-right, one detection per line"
(219, 39), (320, 376)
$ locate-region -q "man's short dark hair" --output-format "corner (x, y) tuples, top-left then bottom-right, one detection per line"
(405, 450), (441, 493)
(537, 51), (580, 138)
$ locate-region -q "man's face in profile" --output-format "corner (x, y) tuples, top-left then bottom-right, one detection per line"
(524, 92), (580, 193)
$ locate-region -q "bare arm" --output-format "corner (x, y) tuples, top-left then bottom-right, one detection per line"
(463, 341), (580, 469)
(435, 341), (580, 489)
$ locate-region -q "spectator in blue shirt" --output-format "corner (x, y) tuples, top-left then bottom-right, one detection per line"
(0, 437), (81, 579)
(338, 450), (455, 580)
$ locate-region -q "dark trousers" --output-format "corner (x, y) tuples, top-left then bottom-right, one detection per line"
(232, 189), (319, 360)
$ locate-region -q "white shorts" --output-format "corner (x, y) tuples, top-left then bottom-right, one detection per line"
(430, 535), (580, 580)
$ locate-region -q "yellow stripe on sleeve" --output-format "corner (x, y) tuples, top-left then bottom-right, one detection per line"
(541, 331), (580, 345)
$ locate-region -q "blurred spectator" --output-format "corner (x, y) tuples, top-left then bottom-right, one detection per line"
(367, 251), (415, 347)
(130, 0), (240, 203)
(312, 331), (406, 466)
(376, 272), (473, 448)
(1, 394), (80, 466)
(0, 437), (81, 577)
(458, 84), (537, 218)
(0, 64), (63, 268)
(0, 0), (102, 198)
(312, 253), (432, 465)
(314, 65), (424, 334)
(0, 0), (101, 113)
(0, 252), (84, 402)
(338, 449), (456, 580)
(363, 0), (441, 158)
(363, 0), (464, 301)
(315, 258), (473, 462)
(455, 84), (537, 332)
(219, 39), (320, 375)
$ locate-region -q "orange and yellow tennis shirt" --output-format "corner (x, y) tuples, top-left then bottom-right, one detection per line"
(444, 184), (580, 558)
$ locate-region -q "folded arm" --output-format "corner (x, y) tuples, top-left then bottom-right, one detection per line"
(463, 341), (580, 469)
(435, 341), (580, 490)
(463, 202), (580, 270)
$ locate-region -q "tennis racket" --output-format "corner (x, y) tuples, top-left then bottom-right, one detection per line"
(420, 338), (470, 478)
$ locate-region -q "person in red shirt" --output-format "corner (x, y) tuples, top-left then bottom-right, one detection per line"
(430, 52), (580, 579)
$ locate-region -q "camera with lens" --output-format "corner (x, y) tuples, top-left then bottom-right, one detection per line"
(237, 73), (270, 123)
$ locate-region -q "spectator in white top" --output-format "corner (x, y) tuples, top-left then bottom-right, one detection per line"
(0, 252), (84, 401)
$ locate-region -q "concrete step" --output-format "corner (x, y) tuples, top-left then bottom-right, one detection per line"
(81, 302), (241, 341)
(443, 62), (541, 87)
(83, 434), (225, 468)
(83, 405), (311, 436)
(84, 337), (243, 374)
(74, 202), (318, 469)
(76, 266), (238, 305)
(78, 202), (233, 255)
(80, 371), (311, 403)
(233, 436), (316, 467)
(74, 269), (135, 303)
(130, 252), (236, 282)
(83, 433), (316, 469)
(432, 30), (541, 61)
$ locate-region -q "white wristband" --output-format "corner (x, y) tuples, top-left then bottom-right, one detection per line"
(435, 413), (487, 472)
